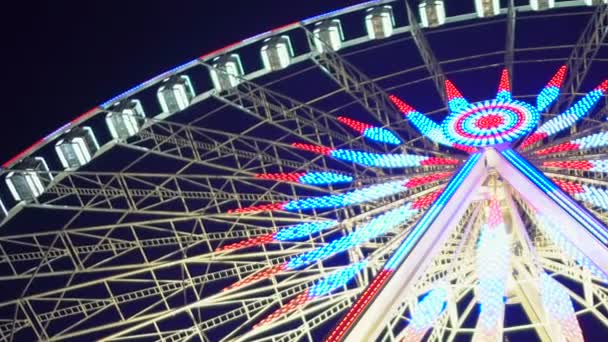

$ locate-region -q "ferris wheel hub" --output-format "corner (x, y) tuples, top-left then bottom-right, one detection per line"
(442, 99), (540, 147)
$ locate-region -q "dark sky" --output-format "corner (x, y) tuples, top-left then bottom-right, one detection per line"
(2, 0), (366, 164)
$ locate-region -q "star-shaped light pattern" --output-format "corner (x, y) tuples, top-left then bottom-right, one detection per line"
(218, 65), (607, 337)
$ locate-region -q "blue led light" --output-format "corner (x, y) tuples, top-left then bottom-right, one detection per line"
(100, 59), (199, 108)
(362, 127), (402, 145)
(384, 153), (481, 270)
(573, 131), (608, 150)
(299, 172), (353, 185)
(406, 111), (453, 146)
(301, 0), (381, 24)
(283, 180), (407, 211)
(274, 221), (339, 241)
(286, 203), (418, 270)
(537, 89), (604, 137)
(476, 224), (510, 334)
(308, 260), (367, 297)
(536, 86), (560, 112)
(330, 150), (428, 168)
(576, 184), (608, 211)
(407, 287), (448, 331)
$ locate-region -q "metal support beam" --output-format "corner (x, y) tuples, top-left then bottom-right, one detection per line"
(505, 0), (516, 88)
(549, 4), (608, 116)
(342, 153), (487, 341)
(405, 1), (447, 105)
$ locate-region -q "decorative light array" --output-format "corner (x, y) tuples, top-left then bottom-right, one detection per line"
(291, 142), (459, 168)
(496, 68), (511, 101)
(256, 171), (353, 185)
(553, 178), (608, 211)
(216, 220), (339, 252)
(445, 79), (470, 113)
(521, 79), (608, 148)
(543, 159), (608, 172)
(535, 131), (608, 155)
(442, 99), (539, 147)
(285, 203), (419, 270)
(389, 94), (477, 153)
(389, 95), (451, 145)
(230, 171), (452, 214)
(254, 260), (367, 328)
(539, 273), (584, 341)
(337, 116), (402, 145)
(536, 65), (567, 112)
(327, 154), (481, 342)
(536, 214), (608, 282)
(401, 286), (448, 341)
(475, 199), (511, 338)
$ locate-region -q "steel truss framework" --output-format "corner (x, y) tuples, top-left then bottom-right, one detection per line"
(0, 1), (608, 342)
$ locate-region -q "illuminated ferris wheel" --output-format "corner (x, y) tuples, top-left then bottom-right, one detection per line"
(1, 0), (608, 341)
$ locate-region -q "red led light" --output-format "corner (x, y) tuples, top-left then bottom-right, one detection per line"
(519, 132), (548, 149)
(498, 69), (510, 93)
(388, 94), (416, 114)
(487, 198), (503, 227)
(291, 143), (334, 156)
(534, 142), (580, 156)
(70, 107), (99, 124)
(404, 172), (452, 188)
(228, 202), (287, 214)
(412, 189), (443, 209)
(216, 234), (275, 252)
(225, 263), (286, 291)
(420, 157), (460, 166)
(596, 79), (608, 93)
(256, 173), (306, 182)
(475, 114), (505, 129)
(542, 160), (594, 170)
(254, 290), (310, 328)
(551, 178), (585, 194)
(2, 138), (45, 168)
(326, 270), (393, 342)
(453, 144), (478, 153)
(337, 116), (373, 133)
(547, 65), (567, 88)
(445, 79), (464, 101)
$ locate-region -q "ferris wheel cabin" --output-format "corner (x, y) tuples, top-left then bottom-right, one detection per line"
(55, 127), (100, 170)
(157, 75), (196, 113)
(106, 99), (146, 139)
(312, 20), (344, 53)
(365, 6), (395, 39)
(261, 35), (294, 71)
(5, 157), (53, 202)
(210, 54), (244, 92)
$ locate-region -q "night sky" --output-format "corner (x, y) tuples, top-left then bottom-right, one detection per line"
(2, 0), (365, 164)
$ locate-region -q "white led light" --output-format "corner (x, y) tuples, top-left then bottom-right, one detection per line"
(157, 75), (195, 113)
(210, 54), (244, 92)
(261, 36), (294, 71)
(530, 0), (555, 11)
(312, 20), (344, 53)
(365, 6), (395, 40)
(474, 0), (500, 18)
(419, 1), (446, 27)
(5, 157), (52, 201)
(55, 127), (99, 170)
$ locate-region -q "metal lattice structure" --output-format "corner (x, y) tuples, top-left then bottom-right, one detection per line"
(1, 1), (608, 341)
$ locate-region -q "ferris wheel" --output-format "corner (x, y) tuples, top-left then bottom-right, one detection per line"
(1, 0), (608, 341)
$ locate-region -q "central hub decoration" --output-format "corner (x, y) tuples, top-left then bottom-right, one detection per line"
(442, 99), (539, 147)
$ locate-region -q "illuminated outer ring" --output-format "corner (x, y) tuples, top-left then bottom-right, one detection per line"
(442, 99), (539, 147)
